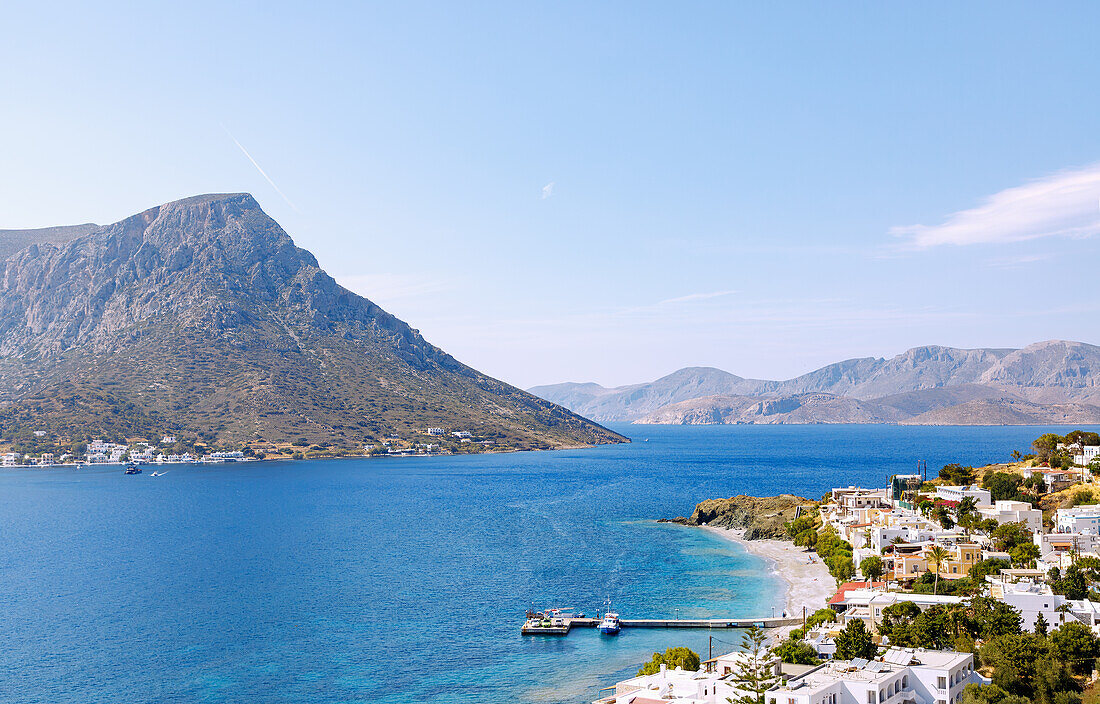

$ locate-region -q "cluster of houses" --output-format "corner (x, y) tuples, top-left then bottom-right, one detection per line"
(2, 435), (248, 467)
(595, 647), (987, 704)
(807, 474), (1100, 652)
(596, 463), (1100, 704)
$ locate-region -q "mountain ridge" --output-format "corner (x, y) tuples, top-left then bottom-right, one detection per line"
(531, 340), (1100, 425)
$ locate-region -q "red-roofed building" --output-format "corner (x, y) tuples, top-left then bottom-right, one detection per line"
(828, 581), (887, 606)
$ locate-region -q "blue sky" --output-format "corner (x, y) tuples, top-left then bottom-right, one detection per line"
(2, 2), (1099, 388)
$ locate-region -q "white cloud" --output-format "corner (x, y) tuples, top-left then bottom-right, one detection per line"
(541, 182), (555, 199)
(890, 162), (1100, 248)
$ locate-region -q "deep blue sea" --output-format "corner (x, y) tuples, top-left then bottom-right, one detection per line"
(0, 424), (1087, 703)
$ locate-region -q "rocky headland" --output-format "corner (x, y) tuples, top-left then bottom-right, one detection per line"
(660, 494), (817, 540)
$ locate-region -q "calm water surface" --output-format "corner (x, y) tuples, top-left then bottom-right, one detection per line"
(0, 424), (1084, 703)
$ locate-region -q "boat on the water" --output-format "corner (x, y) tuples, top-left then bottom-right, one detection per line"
(124, 462), (141, 475)
(598, 599), (620, 635)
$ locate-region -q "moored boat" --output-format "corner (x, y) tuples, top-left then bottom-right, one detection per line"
(598, 599), (621, 635)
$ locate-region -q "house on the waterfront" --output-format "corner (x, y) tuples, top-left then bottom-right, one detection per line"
(2, 452), (20, 467)
(765, 648), (987, 704)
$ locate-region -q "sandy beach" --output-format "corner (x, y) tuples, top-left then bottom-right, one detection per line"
(702, 526), (834, 620)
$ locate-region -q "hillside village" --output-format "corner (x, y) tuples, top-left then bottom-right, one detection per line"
(600, 431), (1100, 704)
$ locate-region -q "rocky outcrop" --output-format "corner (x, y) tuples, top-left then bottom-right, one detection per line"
(0, 193), (627, 449)
(661, 494), (816, 540)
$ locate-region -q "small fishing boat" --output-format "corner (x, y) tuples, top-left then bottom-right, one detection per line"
(124, 462), (141, 475)
(598, 599), (621, 635)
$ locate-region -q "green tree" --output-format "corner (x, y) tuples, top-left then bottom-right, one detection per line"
(983, 472), (1024, 502)
(878, 601), (921, 646)
(771, 638), (818, 665)
(834, 619), (876, 660)
(1034, 612), (1049, 636)
(860, 555), (884, 583)
(969, 558), (1011, 583)
(729, 626), (779, 704)
(969, 596), (1023, 640)
(1010, 542), (1040, 568)
(992, 522), (1032, 552)
(941, 463), (976, 484)
(1050, 622), (1100, 675)
(805, 608), (837, 629)
(637, 646), (701, 676)
(927, 545), (950, 595)
(827, 554), (855, 586)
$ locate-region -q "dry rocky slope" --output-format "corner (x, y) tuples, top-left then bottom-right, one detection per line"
(531, 342), (1100, 425)
(0, 193), (626, 450)
(660, 494), (816, 540)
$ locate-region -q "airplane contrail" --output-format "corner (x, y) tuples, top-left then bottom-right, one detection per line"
(222, 125), (300, 213)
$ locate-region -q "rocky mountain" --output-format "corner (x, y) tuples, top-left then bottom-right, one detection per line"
(532, 340), (1100, 426)
(0, 193), (626, 450)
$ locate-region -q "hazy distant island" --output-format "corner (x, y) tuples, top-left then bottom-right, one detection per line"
(529, 341), (1100, 426)
(0, 193), (626, 459)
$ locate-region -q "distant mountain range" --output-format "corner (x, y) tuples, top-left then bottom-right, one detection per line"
(0, 194), (625, 450)
(529, 342), (1100, 425)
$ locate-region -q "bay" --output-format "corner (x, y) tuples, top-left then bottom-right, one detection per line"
(0, 424), (1081, 703)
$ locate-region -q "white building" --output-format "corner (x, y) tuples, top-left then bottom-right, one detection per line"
(1074, 445), (1100, 467)
(426, 428), (444, 436)
(934, 485), (992, 508)
(1036, 532), (1100, 560)
(452, 431), (472, 439)
(595, 651), (782, 704)
(161, 435), (177, 444)
(833, 588), (965, 630)
(989, 578), (1100, 631)
(2, 452), (20, 467)
(977, 500), (1042, 532)
(1055, 506), (1100, 535)
(765, 648), (987, 704)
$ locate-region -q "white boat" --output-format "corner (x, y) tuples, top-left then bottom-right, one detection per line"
(598, 599), (620, 635)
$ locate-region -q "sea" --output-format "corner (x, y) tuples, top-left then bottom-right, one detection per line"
(0, 424), (1085, 704)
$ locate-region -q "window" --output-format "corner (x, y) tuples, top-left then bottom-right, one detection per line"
(903, 676), (908, 688)
(880, 690), (885, 702)
(868, 692), (875, 704)
(938, 677), (947, 689)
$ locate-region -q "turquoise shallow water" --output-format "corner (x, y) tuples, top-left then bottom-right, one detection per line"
(0, 424), (1088, 703)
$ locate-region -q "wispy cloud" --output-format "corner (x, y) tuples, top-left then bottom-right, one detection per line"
(222, 125), (300, 213)
(541, 182), (555, 199)
(983, 252), (1054, 270)
(891, 162), (1100, 248)
(657, 290), (738, 305)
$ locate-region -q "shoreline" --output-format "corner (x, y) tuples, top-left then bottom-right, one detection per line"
(701, 526), (833, 623)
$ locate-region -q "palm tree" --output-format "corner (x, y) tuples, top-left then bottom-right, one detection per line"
(927, 545), (950, 595)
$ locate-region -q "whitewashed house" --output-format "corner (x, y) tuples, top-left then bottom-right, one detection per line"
(765, 648), (987, 704)
(934, 485), (992, 507)
(1055, 506), (1100, 535)
(977, 501), (1042, 532)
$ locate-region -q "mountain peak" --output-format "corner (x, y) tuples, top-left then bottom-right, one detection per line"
(0, 194), (625, 449)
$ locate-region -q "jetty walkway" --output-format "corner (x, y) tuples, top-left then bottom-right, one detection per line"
(521, 616), (802, 635)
